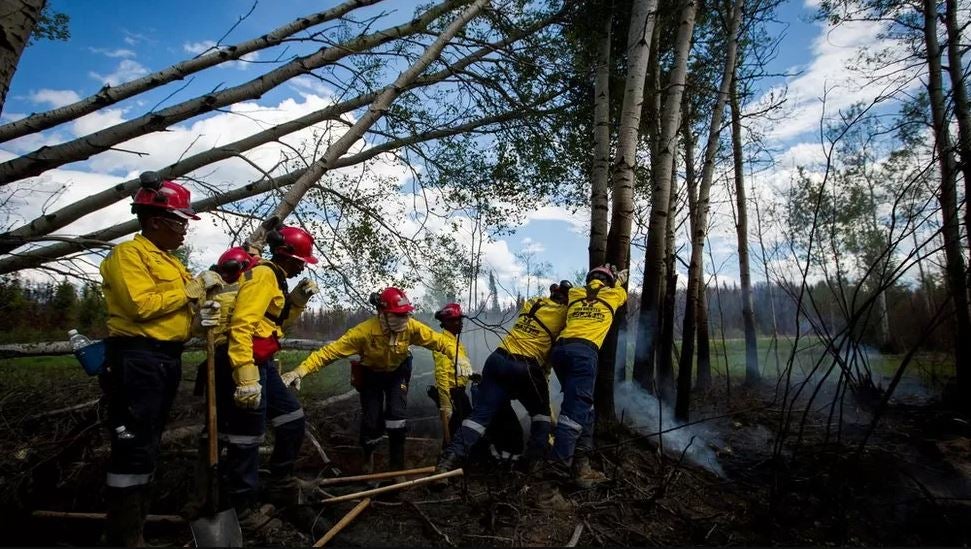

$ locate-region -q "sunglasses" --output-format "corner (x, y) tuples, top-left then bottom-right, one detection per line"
(156, 216), (188, 233)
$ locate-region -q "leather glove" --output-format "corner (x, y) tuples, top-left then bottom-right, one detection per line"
(288, 278), (318, 307)
(615, 269), (629, 286)
(186, 270), (223, 300)
(233, 363), (262, 409)
(199, 300), (221, 327)
(469, 372), (482, 384)
(281, 370), (303, 391)
(440, 402), (453, 419)
(457, 357), (473, 378)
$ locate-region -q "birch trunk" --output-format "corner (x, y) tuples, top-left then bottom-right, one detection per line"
(0, 17), (553, 253)
(730, 74), (759, 384)
(633, 0), (697, 391)
(944, 0), (971, 239)
(588, 1), (612, 268)
(656, 156), (679, 402)
(0, 0), (380, 143)
(0, 0), (44, 115)
(0, 0), (467, 184)
(596, 0), (658, 417)
(923, 0), (971, 404)
(696, 282), (712, 389)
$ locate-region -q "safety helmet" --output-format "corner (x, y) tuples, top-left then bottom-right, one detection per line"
(375, 287), (415, 314)
(131, 171), (200, 220)
(268, 225), (318, 264)
(434, 303), (463, 322)
(215, 246), (258, 283)
(586, 266), (615, 286)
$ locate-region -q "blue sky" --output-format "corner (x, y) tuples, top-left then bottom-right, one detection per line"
(1, 0), (906, 304)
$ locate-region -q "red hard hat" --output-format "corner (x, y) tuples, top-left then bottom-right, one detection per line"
(271, 226), (318, 264)
(434, 303), (463, 322)
(215, 246), (258, 283)
(132, 172), (200, 220)
(586, 266), (615, 285)
(377, 287), (415, 314)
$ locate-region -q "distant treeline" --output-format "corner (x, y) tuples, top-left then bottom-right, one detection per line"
(0, 277), (953, 354)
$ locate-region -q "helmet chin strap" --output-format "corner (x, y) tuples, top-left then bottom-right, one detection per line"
(379, 312), (409, 345)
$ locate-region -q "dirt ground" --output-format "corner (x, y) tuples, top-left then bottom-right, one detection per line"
(1, 362), (970, 547)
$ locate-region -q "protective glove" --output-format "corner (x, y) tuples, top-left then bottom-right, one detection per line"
(288, 278), (319, 307)
(469, 372), (483, 384)
(186, 270), (223, 300)
(199, 300), (221, 327)
(457, 356), (473, 378)
(233, 363), (262, 409)
(440, 402), (453, 420)
(281, 370), (303, 391)
(615, 269), (629, 287)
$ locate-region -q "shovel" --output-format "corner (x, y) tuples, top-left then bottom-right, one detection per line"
(190, 327), (242, 547)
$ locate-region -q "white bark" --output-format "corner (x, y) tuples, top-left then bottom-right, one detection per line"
(0, 0), (380, 143)
(588, 2), (612, 268)
(0, 0), (44, 115)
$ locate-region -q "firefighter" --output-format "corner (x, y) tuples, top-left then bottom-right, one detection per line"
(436, 280), (573, 475)
(429, 303), (473, 441)
(543, 264), (628, 503)
(220, 226), (320, 530)
(99, 172), (222, 546)
(281, 287), (468, 474)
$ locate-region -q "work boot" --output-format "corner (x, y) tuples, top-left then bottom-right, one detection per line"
(572, 456), (608, 489)
(263, 475), (303, 509)
(237, 503), (282, 539)
(435, 451), (461, 474)
(105, 486), (147, 547)
(533, 481), (574, 513)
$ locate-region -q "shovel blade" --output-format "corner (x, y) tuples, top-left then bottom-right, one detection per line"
(190, 508), (242, 548)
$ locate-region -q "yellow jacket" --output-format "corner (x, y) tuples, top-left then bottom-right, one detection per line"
(432, 330), (470, 405)
(228, 261), (305, 369)
(100, 233), (193, 341)
(498, 296), (567, 366)
(558, 280), (628, 349)
(294, 316), (458, 376)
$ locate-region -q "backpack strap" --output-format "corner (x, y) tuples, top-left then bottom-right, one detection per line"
(519, 299), (553, 339)
(243, 261), (291, 327)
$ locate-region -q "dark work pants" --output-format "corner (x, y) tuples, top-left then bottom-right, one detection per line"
(358, 357), (412, 453)
(103, 337), (183, 490)
(549, 340), (599, 465)
(212, 348), (306, 510)
(445, 349), (548, 462)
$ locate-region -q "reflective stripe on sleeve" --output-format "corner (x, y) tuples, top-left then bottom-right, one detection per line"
(270, 408), (305, 427)
(218, 432), (265, 445)
(461, 419), (486, 435)
(385, 419), (407, 429)
(106, 472), (152, 488)
(530, 414), (551, 424)
(558, 414), (583, 432)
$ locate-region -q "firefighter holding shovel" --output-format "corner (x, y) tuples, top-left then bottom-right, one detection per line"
(98, 172), (222, 546)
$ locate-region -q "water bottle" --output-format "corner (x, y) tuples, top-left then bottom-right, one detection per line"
(68, 329), (92, 351)
(115, 425), (135, 440)
(68, 329), (106, 376)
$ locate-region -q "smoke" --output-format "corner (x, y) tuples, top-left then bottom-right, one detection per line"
(614, 381), (725, 476)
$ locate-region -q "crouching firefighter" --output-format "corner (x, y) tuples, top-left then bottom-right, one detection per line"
(436, 281), (572, 476)
(282, 287), (468, 474)
(220, 227), (320, 530)
(428, 303), (474, 443)
(99, 172), (222, 546)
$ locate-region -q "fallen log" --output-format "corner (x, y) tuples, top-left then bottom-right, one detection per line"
(316, 466), (436, 487)
(31, 510), (185, 525)
(313, 498), (370, 547)
(319, 469), (463, 503)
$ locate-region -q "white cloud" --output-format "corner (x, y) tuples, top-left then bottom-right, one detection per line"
(88, 47), (136, 58)
(749, 19), (919, 142)
(183, 40), (217, 55)
(89, 59), (149, 86)
(28, 89), (81, 108)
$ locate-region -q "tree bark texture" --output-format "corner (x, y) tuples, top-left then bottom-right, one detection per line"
(923, 0), (971, 405)
(634, 0), (696, 392)
(0, 0), (44, 116)
(943, 0), (971, 241)
(656, 154), (680, 402)
(588, 0), (612, 269)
